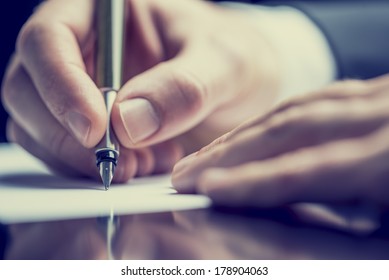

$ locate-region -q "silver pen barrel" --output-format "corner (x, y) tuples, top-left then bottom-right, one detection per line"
(96, 0), (125, 90)
(95, 0), (125, 190)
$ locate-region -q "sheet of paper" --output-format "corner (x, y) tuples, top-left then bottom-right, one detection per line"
(0, 144), (211, 224)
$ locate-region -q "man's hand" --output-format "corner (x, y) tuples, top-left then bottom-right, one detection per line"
(1, 0), (280, 181)
(173, 75), (389, 209)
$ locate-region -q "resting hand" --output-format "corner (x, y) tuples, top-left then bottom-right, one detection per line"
(173, 75), (389, 209)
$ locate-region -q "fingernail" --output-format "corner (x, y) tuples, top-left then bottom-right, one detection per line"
(119, 98), (159, 144)
(67, 111), (91, 144)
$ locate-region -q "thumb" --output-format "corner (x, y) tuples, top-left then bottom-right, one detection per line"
(112, 47), (240, 148)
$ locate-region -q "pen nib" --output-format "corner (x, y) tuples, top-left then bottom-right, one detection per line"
(99, 161), (115, 190)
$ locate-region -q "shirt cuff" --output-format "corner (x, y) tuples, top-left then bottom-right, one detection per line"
(220, 3), (337, 102)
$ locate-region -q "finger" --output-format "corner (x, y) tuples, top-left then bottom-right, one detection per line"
(8, 118), (138, 183)
(3, 58), (100, 173)
(133, 141), (183, 176)
(196, 132), (388, 207)
(366, 73), (389, 88)
(130, 140), (183, 177)
(7, 119), (97, 179)
(189, 79), (379, 155)
(2, 59), (94, 168)
(112, 148), (138, 183)
(112, 36), (251, 148)
(150, 140), (184, 174)
(16, 0), (105, 147)
(3, 59), (139, 182)
(121, 140), (184, 178)
(133, 148), (155, 177)
(3, 60), (69, 147)
(230, 79), (380, 140)
(172, 96), (387, 192)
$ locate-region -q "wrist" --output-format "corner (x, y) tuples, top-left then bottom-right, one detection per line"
(219, 3), (337, 102)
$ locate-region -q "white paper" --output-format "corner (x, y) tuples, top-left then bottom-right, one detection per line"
(0, 144), (211, 223)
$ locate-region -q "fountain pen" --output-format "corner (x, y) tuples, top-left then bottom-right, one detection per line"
(95, 0), (125, 190)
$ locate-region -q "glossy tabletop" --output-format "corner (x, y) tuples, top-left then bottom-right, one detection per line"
(2, 205), (389, 260)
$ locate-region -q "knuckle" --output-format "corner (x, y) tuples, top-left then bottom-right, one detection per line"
(17, 21), (40, 54)
(16, 20), (52, 55)
(172, 67), (207, 114)
(265, 107), (308, 139)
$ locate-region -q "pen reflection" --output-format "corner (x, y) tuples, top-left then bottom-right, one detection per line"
(3, 207), (389, 259)
(3, 213), (173, 260)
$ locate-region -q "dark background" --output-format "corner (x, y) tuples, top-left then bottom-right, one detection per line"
(0, 1), (39, 142)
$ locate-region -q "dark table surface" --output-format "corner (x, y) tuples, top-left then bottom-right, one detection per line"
(2, 204), (389, 260)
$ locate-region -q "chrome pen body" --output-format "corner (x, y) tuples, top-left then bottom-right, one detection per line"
(95, 0), (125, 190)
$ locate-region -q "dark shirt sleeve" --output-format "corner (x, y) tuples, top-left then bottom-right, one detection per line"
(214, 1), (389, 80)
(289, 1), (389, 80)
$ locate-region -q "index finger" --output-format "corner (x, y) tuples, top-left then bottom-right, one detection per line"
(16, 0), (106, 147)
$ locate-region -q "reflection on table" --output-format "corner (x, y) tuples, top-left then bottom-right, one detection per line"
(3, 205), (389, 259)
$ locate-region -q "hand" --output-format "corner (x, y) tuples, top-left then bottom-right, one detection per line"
(172, 75), (389, 210)
(1, 0), (280, 181)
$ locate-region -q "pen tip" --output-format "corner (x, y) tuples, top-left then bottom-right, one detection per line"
(99, 161), (115, 190)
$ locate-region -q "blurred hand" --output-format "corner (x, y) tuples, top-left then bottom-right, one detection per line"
(1, 0), (279, 182)
(172, 75), (389, 210)
(113, 211), (388, 259)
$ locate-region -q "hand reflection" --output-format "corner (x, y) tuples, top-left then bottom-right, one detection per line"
(5, 219), (108, 259)
(113, 210), (389, 259)
(4, 207), (389, 259)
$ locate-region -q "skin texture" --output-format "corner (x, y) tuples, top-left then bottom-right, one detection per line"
(1, 0), (279, 182)
(172, 75), (389, 211)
